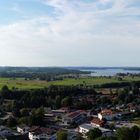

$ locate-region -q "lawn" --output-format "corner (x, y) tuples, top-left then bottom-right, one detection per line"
(50, 77), (118, 85)
(50, 76), (140, 86)
(0, 76), (139, 89)
(0, 78), (49, 89)
(132, 117), (140, 126)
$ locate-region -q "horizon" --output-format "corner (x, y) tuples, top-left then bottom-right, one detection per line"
(0, 66), (140, 68)
(0, 0), (140, 66)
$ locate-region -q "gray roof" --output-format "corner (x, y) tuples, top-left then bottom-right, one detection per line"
(79, 123), (111, 133)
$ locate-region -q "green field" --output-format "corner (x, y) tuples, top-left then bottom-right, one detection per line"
(0, 76), (140, 89)
(0, 78), (47, 89)
(50, 76), (140, 86)
(132, 118), (140, 126)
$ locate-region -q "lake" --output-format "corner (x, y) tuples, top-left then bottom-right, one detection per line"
(80, 68), (140, 76)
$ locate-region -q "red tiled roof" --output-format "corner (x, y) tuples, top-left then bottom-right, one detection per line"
(100, 109), (113, 116)
(40, 127), (53, 135)
(29, 126), (54, 135)
(91, 118), (104, 126)
(29, 126), (39, 132)
(66, 110), (86, 119)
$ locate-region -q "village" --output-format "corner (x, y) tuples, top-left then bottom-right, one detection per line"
(0, 0), (140, 139)
(0, 85), (140, 140)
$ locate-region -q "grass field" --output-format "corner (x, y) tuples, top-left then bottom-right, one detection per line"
(0, 78), (49, 89)
(50, 76), (140, 86)
(0, 76), (140, 89)
(132, 118), (140, 126)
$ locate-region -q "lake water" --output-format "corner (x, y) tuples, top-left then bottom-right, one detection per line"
(80, 68), (140, 76)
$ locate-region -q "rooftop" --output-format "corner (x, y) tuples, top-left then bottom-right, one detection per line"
(5, 134), (29, 140)
(29, 126), (55, 135)
(79, 123), (111, 133)
(100, 109), (114, 116)
(66, 110), (86, 119)
(91, 118), (104, 126)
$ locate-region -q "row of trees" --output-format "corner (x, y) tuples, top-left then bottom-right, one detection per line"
(0, 85), (97, 126)
(0, 85), (97, 109)
(0, 67), (89, 81)
(6, 106), (45, 127)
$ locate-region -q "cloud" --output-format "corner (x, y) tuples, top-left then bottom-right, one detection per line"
(0, 0), (139, 66)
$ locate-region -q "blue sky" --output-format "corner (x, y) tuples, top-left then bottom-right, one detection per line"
(0, 0), (139, 66)
(0, 0), (54, 24)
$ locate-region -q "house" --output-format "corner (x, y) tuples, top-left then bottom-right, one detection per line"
(62, 110), (87, 125)
(90, 118), (104, 127)
(52, 107), (69, 117)
(44, 107), (52, 113)
(44, 107), (69, 118)
(17, 126), (30, 134)
(98, 109), (117, 121)
(0, 126), (13, 137)
(59, 107), (70, 113)
(130, 105), (140, 113)
(28, 126), (56, 140)
(4, 134), (29, 140)
(115, 121), (137, 129)
(78, 123), (112, 138)
(115, 104), (127, 111)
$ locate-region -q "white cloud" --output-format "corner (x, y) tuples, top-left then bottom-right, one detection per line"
(0, 0), (139, 66)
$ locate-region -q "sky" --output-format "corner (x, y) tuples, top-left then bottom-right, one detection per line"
(0, 0), (140, 67)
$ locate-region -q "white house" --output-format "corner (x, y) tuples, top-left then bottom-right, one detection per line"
(52, 107), (69, 117)
(98, 109), (117, 121)
(78, 123), (112, 138)
(90, 118), (104, 127)
(29, 126), (56, 140)
(62, 110), (87, 125)
(17, 126), (30, 134)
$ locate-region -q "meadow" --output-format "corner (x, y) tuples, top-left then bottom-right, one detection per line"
(50, 76), (140, 86)
(0, 76), (140, 89)
(132, 117), (140, 126)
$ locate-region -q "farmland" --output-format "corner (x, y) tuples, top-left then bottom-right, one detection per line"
(50, 76), (140, 86)
(0, 76), (140, 89)
(132, 118), (140, 126)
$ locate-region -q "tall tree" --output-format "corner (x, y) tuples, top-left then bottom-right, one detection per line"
(57, 130), (67, 140)
(115, 127), (133, 140)
(86, 128), (102, 140)
(131, 126), (140, 140)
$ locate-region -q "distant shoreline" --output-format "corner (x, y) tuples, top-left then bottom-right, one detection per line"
(66, 67), (140, 71)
